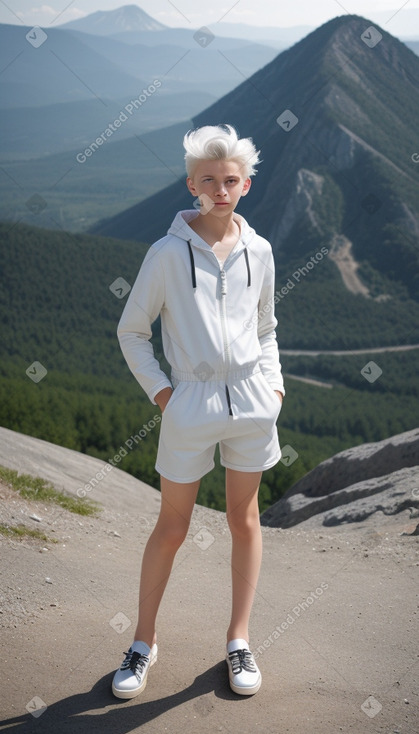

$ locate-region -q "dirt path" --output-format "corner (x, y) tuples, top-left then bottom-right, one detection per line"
(285, 373), (333, 388)
(328, 234), (370, 297)
(0, 428), (418, 733)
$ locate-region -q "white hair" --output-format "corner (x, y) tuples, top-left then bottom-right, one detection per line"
(183, 124), (261, 179)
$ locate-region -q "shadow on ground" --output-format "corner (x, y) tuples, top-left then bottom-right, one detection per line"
(0, 660), (249, 733)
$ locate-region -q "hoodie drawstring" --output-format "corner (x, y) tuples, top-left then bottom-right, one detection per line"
(244, 247), (251, 287)
(187, 240), (251, 289)
(187, 240), (197, 289)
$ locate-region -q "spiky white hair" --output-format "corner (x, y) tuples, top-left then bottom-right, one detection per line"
(183, 124), (261, 179)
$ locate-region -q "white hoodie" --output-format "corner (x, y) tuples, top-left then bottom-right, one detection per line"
(117, 209), (285, 404)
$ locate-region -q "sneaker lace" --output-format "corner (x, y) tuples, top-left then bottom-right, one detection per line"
(228, 649), (257, 674)
(120, 650), (149, 680)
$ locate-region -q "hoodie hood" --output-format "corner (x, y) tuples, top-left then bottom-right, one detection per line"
(167, 209), (256, 251)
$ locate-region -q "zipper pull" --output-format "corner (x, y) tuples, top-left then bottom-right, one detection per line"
(220, 269), (227, 295)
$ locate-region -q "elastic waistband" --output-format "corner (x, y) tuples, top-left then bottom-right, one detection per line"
(171, 364), (261, 383)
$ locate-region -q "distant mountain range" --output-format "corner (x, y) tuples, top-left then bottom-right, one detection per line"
(92, 14), (419, 306)
(56, 4), (419, 46)
(57, 4), (313, 48)
(0, 23), (147, 107)
(59, 3), (166, 34)
(0, 22), (278, 109)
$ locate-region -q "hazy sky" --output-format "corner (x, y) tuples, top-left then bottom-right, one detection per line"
(1, 0), (419, 35)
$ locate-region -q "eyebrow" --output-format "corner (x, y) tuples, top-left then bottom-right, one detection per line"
(199, 174), (240, 180)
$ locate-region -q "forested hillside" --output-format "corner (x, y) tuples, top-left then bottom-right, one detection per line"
(1, 222), (418, 511)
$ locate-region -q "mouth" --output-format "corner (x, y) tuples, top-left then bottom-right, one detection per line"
(214, 202), (229, 206)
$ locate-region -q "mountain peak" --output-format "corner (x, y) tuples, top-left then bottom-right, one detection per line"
(291, 13), (415, 76)
(192, 12), (419, 143)
(58, 4), (167, 35)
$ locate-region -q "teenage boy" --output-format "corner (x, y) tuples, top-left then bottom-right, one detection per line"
(112, 124), (285, 698)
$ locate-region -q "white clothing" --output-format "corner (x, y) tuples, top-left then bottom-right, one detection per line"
(117, 209), (285, 481)
(155, 373), (282, 481)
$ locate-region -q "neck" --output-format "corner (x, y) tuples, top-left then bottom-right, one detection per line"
(193, 211), (239, 241)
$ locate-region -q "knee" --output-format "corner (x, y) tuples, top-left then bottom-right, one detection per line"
(155, 520), (189, 550)
(227, 512), (260, 539)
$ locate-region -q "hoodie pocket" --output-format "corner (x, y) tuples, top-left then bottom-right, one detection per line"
(161, 384), (178, 414)
(161, 381), (189, 417)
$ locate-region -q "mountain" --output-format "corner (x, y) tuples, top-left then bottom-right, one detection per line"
(63, 29), (279, 97)
(58, 4), (167, 34)
(91, 14), (419, 307)
(57, 5), (309, 47)
(0, 121), (191, 231)
(0, 22), (279, 107)
(0, 94), (213, 158)
(105, 27), (296, 50)
(0, 24), (147, 107)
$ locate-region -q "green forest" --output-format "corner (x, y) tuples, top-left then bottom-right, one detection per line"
(1, 222), (418, 513)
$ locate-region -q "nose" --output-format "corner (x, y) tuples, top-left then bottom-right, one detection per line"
(214, 183), (227, 197)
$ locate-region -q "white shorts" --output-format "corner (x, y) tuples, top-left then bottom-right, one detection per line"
(155, 371), (282, 483)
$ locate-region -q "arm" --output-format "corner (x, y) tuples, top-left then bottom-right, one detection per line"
(117, 247), (173, 405)
(257, 250), (285, 399)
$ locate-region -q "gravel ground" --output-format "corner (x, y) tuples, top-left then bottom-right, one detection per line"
(0, 428), (418, 734)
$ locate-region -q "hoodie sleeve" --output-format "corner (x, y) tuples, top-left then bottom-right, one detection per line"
(257, 250), (285, 396)
(117, 246), (173, 404)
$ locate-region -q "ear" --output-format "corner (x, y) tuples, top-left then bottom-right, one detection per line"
(241, 177), (252, 196)
(186, 176), (197, 196)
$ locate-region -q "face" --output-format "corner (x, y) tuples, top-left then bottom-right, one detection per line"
(186, 159), (251, 216)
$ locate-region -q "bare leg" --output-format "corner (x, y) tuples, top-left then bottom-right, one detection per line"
(134, 476), (200, 648)
(225, 469), (263, 644)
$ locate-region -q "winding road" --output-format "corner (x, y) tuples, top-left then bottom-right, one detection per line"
(281, 344), (419, 356)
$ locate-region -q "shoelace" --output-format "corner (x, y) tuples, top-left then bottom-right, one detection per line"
(120, 650), (149, 681)
(228, 649), (257, 675)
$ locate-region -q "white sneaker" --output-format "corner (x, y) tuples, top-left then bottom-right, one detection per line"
(226, 638), (261, 695)
(112, 641), (158, 699)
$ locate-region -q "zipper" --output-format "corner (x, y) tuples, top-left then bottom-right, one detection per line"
(219, 267), (231, 364)
(209, 247), (242, 418)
